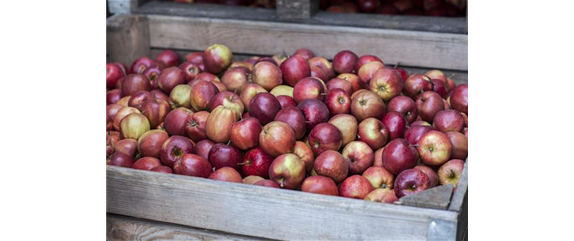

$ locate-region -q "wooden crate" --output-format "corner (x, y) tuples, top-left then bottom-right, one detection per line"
(107, 13), (468, 240)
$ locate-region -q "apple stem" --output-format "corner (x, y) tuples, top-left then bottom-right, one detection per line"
(394, 62), (399, 68)
(411, 144), (419, 147)
(448, 74), (456, 79)
(226, 140), (231, 146)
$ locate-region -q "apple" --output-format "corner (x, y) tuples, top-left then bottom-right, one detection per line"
(416, 130), (452, 166)
(221, 67), (252, 93)
(174, 153), (213, 178)
(293, 48), (315, 60)
(308, 123), (343, 155)
(373, 147), (384, 167)
(292, 141), (315, 172)
(328, 114), (358, 146)
(387, 96), (418, 124)
(150, 166), (173, 174)
(143, 65), (162, 89)
(450, 84), (468, 115)
(414, 165), (439, 188)
(382, 138), (419, 174)
(243, 175), (265, 184)
(404, 125), (434, 145)
(137, 129), (169, 158)
(155, 50), (180, 68)
(357, 117), (390, 150)
(362, 166), (394, 189)
(301, 176), (339, 196)
(206, 106), (239, 143)
(403, 74), (432, 99)
(355, 55), (383, 74)
(151, 89), (170, 103)
(356, 0), (380, 13)
(159, 135), (195, 168)
(107, 63), (125, 89)
(425, 70), (447, 85)
(358, 61), (385, 87)
(269, 153), (306, 189)
(293, 77), (326, 104)
(351, 90), (386, 122)
(157, 67), (186, 94)
(132, 157), (162, 171)
(254, 179), (281, 188)
(128, 90), (151, 111)
(252, 61), (282, 91)
(394, 168), (430, 198)
(342, 141), (374, 174)
(194, 72), (220, 83)
(208, 167), (243, 183)
(107, 104), (124, 124)
(437, 159), (465, 187)
(121, 74), (151, 96)
(382, 111), (407, 140)
(369, 69), (404, 101)
(431, 79), (449, 99)
(411, 120), (432, 127)
(313, 150), (349, 183)
(106, 131), (121, 156)
(179, 61), (201, 82)
(114, 139), (138, 158)
(259, 121), (296, 157)
(433, 109), (465, 132)
(116, 96), (131, 107)
(325, 88), (351, 117)
(240, 147), (273, 179)
(280, 55), (311, 87)
(274, 106), (306, 139)
(308, 57), (335, 80)
(270, 85), (294, 97)
(255, 57), (278, 66)
(130, 56), (159, 74)
(230, 117), (262, 150)
(423, 0), (444, 11)
(327, 78), (353, 96)
(446, 131), (468, 160)
(195, 139), (215, 160)
(185, 52), (204, 65)
(447, 77), (456, 91)
(169, 84), (192, 109)
(113, 107), (140, 131)
(240, 83), (267, 111)
(376, 3), (399, 14)
(332, 50), (358, 74)
(184, 111), (209, 142)
(416, 91), (445, 122)
(229, 61), (253, 71)
(107, 89), (122, 105)
(337, 73), (361, 94)
(248, 92), (281, 125)
(203, 44), (233, 74)
(340, 1), (359, 12)
(108, 152), (134, 167)
(276, 95), (297, 109)
(190, 80), (219, 111)
(296, 99), (330, 131)
(364, 189), (398, 203)
(209, 91), (244, 117)
(112, 62), (128, 75)
(141, 98), (171, 128)
(164, 107), (193, 136)
(339, 175), (374, 199)
(120, 113), (150, 140)
(208, 143), (243, 170)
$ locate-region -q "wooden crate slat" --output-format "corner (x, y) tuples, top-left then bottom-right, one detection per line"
(147, 15), (468, 71)
(107, 165), (458, 240)
(276, 0), (319, 20)
(448, 159), (468, 212)
(107, 14), (151, 65)
(136, 1), (277, 21)
(398, 184), (454, 210)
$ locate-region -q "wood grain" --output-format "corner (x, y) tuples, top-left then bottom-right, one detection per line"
(107, 165), (458, 240)
(147, 15), (468, 71)
(276, 0), (319, 20)
(398, 184), (454, 210)
(107, 14), (151, 65)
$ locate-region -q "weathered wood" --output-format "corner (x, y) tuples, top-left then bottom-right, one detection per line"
(147, 15), (468, 71)
(448, 159), (468, 212)
(107, 165), (458, 240)
(427, 219), (457, 241)
(136, 1), (277, 21)
(276, 0), (319, 20)
(398, 184), (454, 210)
(107, 14), (151, 65)
(107, 214), (266, 240)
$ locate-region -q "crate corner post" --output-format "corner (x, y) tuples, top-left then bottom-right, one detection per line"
(106, 14), (151, 66)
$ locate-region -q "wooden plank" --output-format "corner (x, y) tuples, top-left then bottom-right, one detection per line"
(276, 0), (319, 20)
(107, 214), (266, 240)
(107, 165), (458, 240)
(398, 184), (454, 210)
(147, 15), (468, 71)
(107, 14), (151, 65)
(136, 1), (277, 22)
(448, 159), (468, 212)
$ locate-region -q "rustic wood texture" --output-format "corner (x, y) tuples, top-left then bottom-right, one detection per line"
(448, 159), (468, 212)
(107, 214), (266, 240)
(398, 184), (454, 210)
(276, 0), (319, 20)
(107, 14), (151, 66)
(107, 165), (458, 240)
(146, 15), (467, 71)
(136, 1), (277, 21)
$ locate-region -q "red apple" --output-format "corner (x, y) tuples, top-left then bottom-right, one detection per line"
(362, 166), (394, 189)
(114, 139), (138, 157)
(203, 44), (233, 74)
(195, 139), (215, 160)
(150, 166), (173, 174)
(229, 61), (253, 71)
(230, 117), (262, 150)
(240, 83), (267, 111)
(339, 175), (374, 199)
(293, 77), (326, 104)
(373, 147), (384, 167)
(357, 118), (390, 150)
(341, 141), (374, 174)
(369, 69), (404, 101)
(137, 129), (169, 158)
(243, 175), (264, 184)
(205, 106), (239, 143)
(108, 152), (134, 167)
(107, 63), (125, 89)
(382, 111), (407, 140)
(364, 189), (398, 203)
(193, 72), (220, 83)
(337, 73), (361, 94)
(416, 91), (445, 122)
(155, 50), (180, 68)
(387, 96), (418, 124)
(107, 104), (124, 123)
(376, 3), (399, 14)
(446, 131), (468, 160)
(208, 167), (243, 183)
(241, 147), (273, 178)
(151, 89), (170, 103)
(128, 90), (151, 111)
(159, 135), (195, 168)
(308, 123), (343, 155)
(382, 138), (419, 174)
(327, 78), (353, 96)
(270, 85), (293, 97)
(254, 179), (281, 188)
(106, 131), (121, 156)
(351, 90), (386, 122)
(274, 106), (306, 139)
(325, 88), (351, 117)
(208, 143), (243, 170)
(414, 164), (439, 188)
(411, 120), (432, 127)
(141, 98), (171, 128)
(292, 141), (315, 172)
(174, 154), (212, 178)
(157, 67), (186, 94)
(313, 150), (349, 183)
(431, 79), (449, 99)
(293, 48), (315, 60)
(355, 55), (383, 74)
(143, 65), (162, 89)
(169, 84), (192, 109)
(248, 92), (281, 125)
(433, 109), (465, 132)
(301, 176), (339, 196)
(185, 52), (204, 65)
(276, 95), (297, 109)
(450, 84), (468, 115)
(120, 113), (150, 140)
(259, 121), (296, 157)
(132, 157), (162, 171)
(209, 91), (244, 117)
(416, 130), (452, 166)
(394, 168), (430, 198)
(437, 159), (465, 187)
(328, 114), (358, 146)
(184, 111), (209, 142)
(332, 50), (358, 74)
(107, 89), (122, 105)
(221, 66), (252, 93)
(179, 61), (201, 82)
(404, 125), (434, 145)
(190, 80), (219, 111)
(356, 0), (380, 13)
(269, 153), (306, 189)
(252, 61), (282, 91)
(164, 107), (193, 136)
(423, 0), (444, 11)
(403, 74), (432, 99)
(130, 56), (159, 75)
(280, 55), (311, 87)
(121, 74), (151, 96)
(297, 99), (330, 131)
(358, 61), (385, 87)
(113, 107), (140, 131)
(308, 57), (335, 80)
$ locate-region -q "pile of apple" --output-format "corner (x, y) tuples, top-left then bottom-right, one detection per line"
(106, 44), (468, 203)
